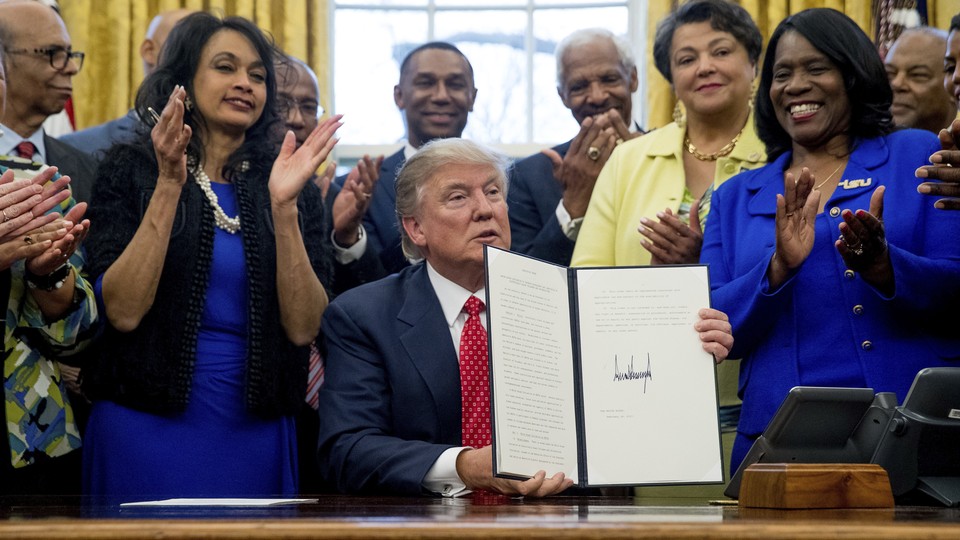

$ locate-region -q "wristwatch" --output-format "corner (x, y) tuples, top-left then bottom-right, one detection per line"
(25, 263), (72, 291)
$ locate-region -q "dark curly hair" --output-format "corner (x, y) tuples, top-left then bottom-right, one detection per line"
(652, 0), (762, 84)
(134, 12), (282, 179)
(755, 8), (894, 159)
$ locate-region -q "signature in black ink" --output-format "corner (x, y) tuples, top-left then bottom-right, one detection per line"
(613, 353), (653, 393)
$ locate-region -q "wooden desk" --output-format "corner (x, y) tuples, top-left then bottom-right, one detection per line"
(2, 495), (960, 539)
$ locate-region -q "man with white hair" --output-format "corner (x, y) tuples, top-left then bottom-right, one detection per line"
(885, 26), (957, 134)
(507, 28), (641, 265)
(316, 138), (733, 496)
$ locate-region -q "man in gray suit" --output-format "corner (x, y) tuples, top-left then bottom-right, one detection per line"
(61, 9), (195, 160)
(0, 1), (95, 203)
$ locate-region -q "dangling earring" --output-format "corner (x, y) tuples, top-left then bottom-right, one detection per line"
(672, 100), (685, 128)
(184, 95), (194, 111)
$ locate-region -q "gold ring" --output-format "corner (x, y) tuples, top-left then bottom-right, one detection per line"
(23, 236), (33, 245)
(587, 146), (601, 161)
(1, 209), (8, 223)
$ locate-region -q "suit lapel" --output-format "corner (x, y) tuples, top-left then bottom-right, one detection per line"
(397, 265), (462, 440)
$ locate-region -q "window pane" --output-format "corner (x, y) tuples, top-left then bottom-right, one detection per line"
(435, 10), (528, 144)
(333, 9), (428, 145)
(532, 6), (630, 142)
(435, 0), (527, 6)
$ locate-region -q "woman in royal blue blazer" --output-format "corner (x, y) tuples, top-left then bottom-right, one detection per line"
(701, 8), (960, 473)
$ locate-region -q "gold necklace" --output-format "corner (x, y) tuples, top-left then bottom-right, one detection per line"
(684, 126), (744, 161)
(790, 161), (845, 191)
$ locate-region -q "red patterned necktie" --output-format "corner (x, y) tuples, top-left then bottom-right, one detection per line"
(15, 141), (36, 161)
(459, 295), (491, 448)
(305, 341), (324, 410)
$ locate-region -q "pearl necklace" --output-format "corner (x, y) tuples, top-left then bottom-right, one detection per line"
(191, 165), (240, 234)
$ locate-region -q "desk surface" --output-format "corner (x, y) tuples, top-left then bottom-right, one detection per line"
(3, 496), (960, 539)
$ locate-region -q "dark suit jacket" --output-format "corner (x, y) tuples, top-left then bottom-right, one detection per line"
(45, 134), (97, 204)
(506, 140), (575, 265)
(60, 110), (142, 161)
(317, 263), (461, 495)
(361, 148), (411, 273)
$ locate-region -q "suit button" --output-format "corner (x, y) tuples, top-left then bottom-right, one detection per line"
(844, 270), (855, 279)
(853, 305), (863, 315)
(829, 207), (841, 217)
(862, 340), (873, 351)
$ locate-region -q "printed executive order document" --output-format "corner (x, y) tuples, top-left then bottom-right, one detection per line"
(484, 246), (722, 487)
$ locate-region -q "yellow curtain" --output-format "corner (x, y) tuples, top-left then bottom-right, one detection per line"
(60, 0), (329, 131)
(646, 1), (960, 129)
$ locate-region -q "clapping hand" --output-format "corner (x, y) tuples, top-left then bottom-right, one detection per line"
(269, 115), (343, 207)
(0, 166), (72, 243)
(835, 186), (893, 292)
(916, 117), (960, 210)
(25, 202), (90, 277)
(333, 154), (382, 247)
(543, 114), (617, 219)
(152, 85), (192, 185)
(639, 201), (703, 265)
(770, 167), (820, 287)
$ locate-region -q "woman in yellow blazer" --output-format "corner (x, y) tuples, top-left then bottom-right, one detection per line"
(572, 0), (765, 268)
(571, 0), (764, 499)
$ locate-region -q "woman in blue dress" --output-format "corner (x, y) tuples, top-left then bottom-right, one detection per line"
(701, 9), (960, 474)
(81, 13), (338, 502)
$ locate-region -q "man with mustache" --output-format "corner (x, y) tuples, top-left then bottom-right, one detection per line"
(508, 28), (641, 265)
(885, 27), (957, 134)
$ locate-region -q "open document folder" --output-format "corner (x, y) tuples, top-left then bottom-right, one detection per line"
(484, 246), (722, 488)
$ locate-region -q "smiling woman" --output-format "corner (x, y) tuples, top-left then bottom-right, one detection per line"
(81, 12), (338, 503)
(701, 8), (960, 475)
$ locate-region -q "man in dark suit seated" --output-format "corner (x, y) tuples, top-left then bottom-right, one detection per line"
(508, 28), (643, 265)
(316, 138), (734, 496)
(61, 9), (196, 160)
(0, 1), (95, 204)
(345, 42), (477, 275)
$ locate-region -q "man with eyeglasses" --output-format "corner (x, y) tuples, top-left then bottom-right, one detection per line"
(0, 1), (95, 204)
(62, 9), (196, 160)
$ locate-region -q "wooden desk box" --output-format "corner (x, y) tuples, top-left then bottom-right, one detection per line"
(738, 463), (895, 509)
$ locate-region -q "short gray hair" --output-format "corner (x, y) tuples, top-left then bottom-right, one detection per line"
(555, 28), (635, 89)
(395, 139), (510, 260)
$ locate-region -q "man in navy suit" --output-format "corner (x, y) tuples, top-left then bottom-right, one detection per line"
(345, 42), (477, 274)
(508, 29), (641, 265)
(61, 9), (195, 160)
(316, 138), (734, 496)
(0, 2), (96, 204)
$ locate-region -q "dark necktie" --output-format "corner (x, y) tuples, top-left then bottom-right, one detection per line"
(459, 296), (490, 448)
(15, 141), (36, 161)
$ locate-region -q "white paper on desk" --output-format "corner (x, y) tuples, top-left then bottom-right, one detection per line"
(575, 265), (721, 485)
(120, 498), (317, 507)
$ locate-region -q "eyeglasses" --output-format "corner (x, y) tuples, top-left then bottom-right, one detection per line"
(277, 95), (322, 118)
(5, 47), (85, 72)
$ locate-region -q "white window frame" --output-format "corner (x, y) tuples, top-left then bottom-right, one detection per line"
(328, 0), (647, 160)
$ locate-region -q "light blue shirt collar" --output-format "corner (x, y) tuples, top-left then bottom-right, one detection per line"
(0, 124), (47, 162)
